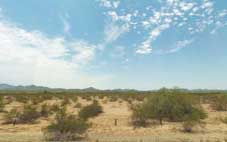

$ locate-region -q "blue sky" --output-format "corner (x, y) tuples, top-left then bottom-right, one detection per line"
(0, 0), (227, 90)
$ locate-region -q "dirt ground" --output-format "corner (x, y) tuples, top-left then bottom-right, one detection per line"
(0, 97), (227, 142)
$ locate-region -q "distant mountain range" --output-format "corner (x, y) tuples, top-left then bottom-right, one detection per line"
(0, 83), (51, 91)
(0, 83), (226, 93)
(0, 83), (138, 93)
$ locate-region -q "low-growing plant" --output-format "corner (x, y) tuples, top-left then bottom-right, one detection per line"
(220, 117), (227, 124)
(18, 105), (41, 123)
(78, 101), (103, 120)
(40, 104), (51, 117)
(4, 105), (41, 124)
(0, 96), (5, 112)
(75, 102), (82, 108)
(3, 108), (20, 124)
(61, 97), (71, 106)
(50, 104), (61, 113)
(211, 95), (227, 111)
(43, 107), (89, 141)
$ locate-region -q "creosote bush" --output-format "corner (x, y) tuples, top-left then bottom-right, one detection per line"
(43, 107), (89, 141)
(220, 117), (227, 124)
(4, 105), (41, 124)
(40, 104), (51, 117)
(78, 100), (103, 120)
(131, 93), (207, 128)
(211, 95), (227, 111)
(17, 105), (41, 124)
(75, 102), (82, 108)
(0, 96), (5, 112)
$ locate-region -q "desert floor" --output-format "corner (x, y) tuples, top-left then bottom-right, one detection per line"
(0, 97), (227, 142)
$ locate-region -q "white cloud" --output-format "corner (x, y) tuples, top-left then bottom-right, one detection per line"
(0, 12), (112, 88)
(168, 39), (193, 53)
(99, 0), (120, 9)
(136, 41), (152, 54)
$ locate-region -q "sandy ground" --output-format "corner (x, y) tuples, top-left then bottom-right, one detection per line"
(0, 98), (227, 142)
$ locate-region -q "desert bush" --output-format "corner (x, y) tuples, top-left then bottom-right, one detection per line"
(182, 107), (207, 132)
(40, 104), (51, 117)
(211, 95), (227, 111)
(131, 104), (150, 127)
(50, 104), (61, 113)
(220, 117), (227, 124)
(72, 96), (78, 103)
(109, 96), (118, 102)
(0, 96), (5, 112)
(61, 97), (71, 106)
(3, 108), (20, 124)
(15, 96), (30, 103)
(75, 103), (82, 108)
(18, 105), (41, 123)
(78, 101), (103, 120)
(4, 105), (40, 124)
(43, 107), (89, 141)
(131, 93), (207, 127)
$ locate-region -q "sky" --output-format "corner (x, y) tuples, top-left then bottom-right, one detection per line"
(0, 0), (227, 90)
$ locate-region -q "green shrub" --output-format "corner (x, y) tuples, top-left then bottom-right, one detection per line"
(61, 97), (71, 106)
(220, 117), (227, 124)
(211, 95), (227, 111)
(0, 96), (5, 112)
(18, 105), (41, 123)
(4, 105), (41, 124)
(3, 108), (20, 124)
(49, 104), (61, 114)
(131, 104), (150, 127)
(131, 94), (207, 127)
(78, 101), (103, 120)
(40, 104), (51, 117)
(43, 107), (89, 141)
(75, 103), (82, 108)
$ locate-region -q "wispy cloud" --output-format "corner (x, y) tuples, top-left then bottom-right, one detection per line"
(60, 14), (71, 34)
(167, 39), (194, 54)
(104, 23), (129, 44)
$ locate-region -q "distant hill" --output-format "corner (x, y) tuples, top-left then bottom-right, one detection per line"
(0, 84), (51, 91)
(0, 83), (226, 93)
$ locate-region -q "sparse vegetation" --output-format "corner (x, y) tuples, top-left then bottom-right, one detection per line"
(0, 90), (226, 141)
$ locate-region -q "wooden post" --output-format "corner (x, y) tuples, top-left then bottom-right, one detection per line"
(114, 119), (118, 126)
